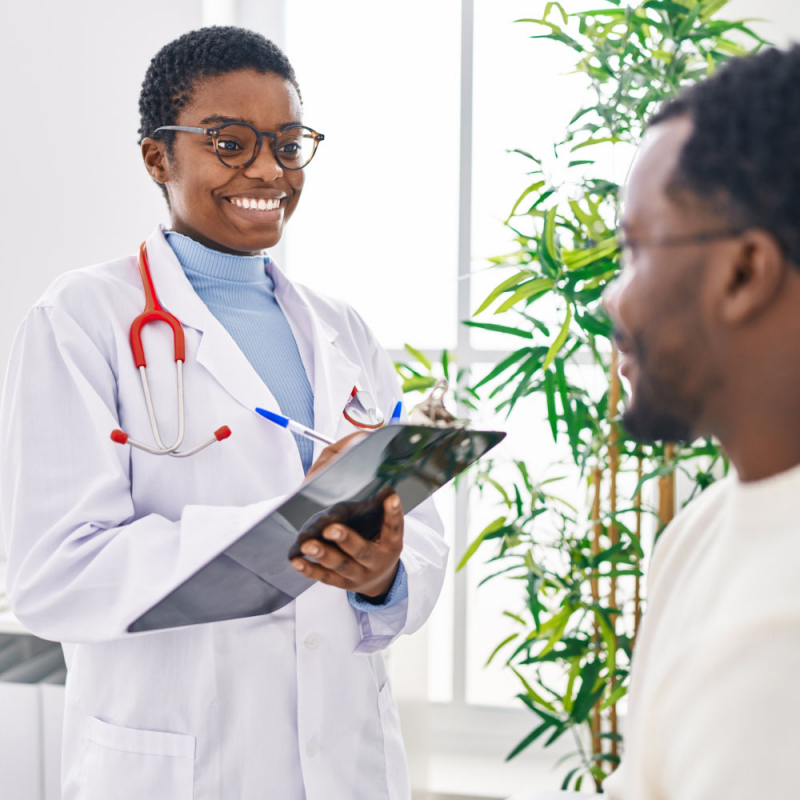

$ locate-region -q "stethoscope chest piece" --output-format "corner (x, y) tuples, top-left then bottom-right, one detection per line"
(343, 387), (384, 430)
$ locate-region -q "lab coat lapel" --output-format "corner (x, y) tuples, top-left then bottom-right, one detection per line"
(269, 263), (363, 448)
(143, 226), (283, 416)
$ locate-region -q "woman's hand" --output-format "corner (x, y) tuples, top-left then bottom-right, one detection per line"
(290, 490), (404, 601)
(303, 431), (368, 483)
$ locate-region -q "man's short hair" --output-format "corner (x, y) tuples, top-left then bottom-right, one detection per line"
(650, 46), (800, 266)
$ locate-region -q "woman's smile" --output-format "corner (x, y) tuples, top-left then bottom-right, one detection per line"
(223, 191), (288, 224)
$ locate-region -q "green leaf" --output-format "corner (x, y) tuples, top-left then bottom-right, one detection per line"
(473, 271), (531, 316)
(563, 237), (619, 270)
(472, 347), (535, 390)
(594, 607), (617, 677)
(570, 659), (604, 724)
(600, 681), (628, 711)
(576, 311), (612, 338)
(571, 136), (620, 152)
(562, 657), (582, 713)
(495, 278), (555, 314)
(508, 148), (542, 164)
(632, 462), (676, 498)
(456, 516), (506, 571)
(544, 369), (559, 442)
(714, 38), (747, 56)
(463, 321), (534, 339)
(403, 344), (431, 371)
(538, 208), (562, 276)
(544, 1), (569, 25)
(542, 306), (572, 371)
(699, 0), (729, 20)
(561, 767), (581, 792)
(510, 667), (558, 713)
(441, 349), (450, 380)
(486, 633), (519, 666)
(401, 376), (436, 393)
(506, 180), (546, 221)
(506, 721), (552, 761)
(555, 358), (578, 461)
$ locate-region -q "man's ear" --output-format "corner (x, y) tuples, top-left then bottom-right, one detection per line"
(141, 137), (170, 185)
(715, 230), (787, 327)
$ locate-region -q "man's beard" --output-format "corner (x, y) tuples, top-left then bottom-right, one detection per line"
(619, 333), (702, 444)
(621, 376), (696, 443)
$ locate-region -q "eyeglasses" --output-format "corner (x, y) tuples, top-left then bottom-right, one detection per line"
(154, 122), (325, 171)
(617, 228), (745, 266)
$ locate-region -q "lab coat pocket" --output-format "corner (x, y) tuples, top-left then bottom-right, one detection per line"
(80, 716), (195, 800)
(377, 680), (411, 800)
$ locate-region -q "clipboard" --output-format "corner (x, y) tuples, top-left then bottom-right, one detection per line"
(128, 425), (505, 632)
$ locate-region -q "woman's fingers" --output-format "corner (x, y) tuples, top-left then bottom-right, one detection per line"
(322, 523), (376, 565)
(297, 538), (364, 579)
(291, 557), (350, 589)
(378, 492), (404, 552)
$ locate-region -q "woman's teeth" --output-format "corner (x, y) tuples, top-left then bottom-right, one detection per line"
(228, 197), (283, 210)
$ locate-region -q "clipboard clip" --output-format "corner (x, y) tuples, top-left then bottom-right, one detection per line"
(408, 379), (468, 429)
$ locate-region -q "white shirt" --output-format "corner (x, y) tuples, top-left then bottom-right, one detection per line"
(606, 462), (800, 799)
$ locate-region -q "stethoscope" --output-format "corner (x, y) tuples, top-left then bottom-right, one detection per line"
(110, 243), (384, 458)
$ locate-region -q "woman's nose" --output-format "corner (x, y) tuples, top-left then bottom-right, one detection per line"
(244, 144), (284, 182)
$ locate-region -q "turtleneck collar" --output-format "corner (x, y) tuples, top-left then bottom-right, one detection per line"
(165, 231), (271, 284)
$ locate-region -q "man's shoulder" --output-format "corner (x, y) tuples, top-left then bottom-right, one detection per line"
(648, 475), (731, 581)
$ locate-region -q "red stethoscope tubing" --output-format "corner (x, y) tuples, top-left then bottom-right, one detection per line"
(110, 243), (231, 457)
(130, 242), (185, 368)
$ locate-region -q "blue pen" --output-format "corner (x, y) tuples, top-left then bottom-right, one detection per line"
(255, 408), (336, 446)
(389, 400), (403, 424)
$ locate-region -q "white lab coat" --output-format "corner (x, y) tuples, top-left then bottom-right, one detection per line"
(0, 225), (448, 800)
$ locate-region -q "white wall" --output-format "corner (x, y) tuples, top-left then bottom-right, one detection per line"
(727, 0), (799, 46)
(0, 0), (204, 372)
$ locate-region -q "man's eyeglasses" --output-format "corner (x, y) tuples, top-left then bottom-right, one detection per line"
(617, 229), (745, 265)
(154, 122), (325, 171)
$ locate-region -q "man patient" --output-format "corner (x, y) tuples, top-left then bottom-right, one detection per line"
(602, 45), (800, 800)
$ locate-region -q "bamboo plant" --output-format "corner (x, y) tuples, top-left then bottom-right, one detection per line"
(397, 0), (762, 791)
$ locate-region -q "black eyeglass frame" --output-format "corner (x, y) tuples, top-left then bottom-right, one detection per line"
(617, 228), (745, 253)
(153, 122), (325, 171)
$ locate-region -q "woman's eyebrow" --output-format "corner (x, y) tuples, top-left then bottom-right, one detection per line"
(200, 114), (245, 126)
(199, 114), (304, 130)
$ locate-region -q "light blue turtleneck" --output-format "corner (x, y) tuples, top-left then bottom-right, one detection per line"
(165, 231), (408, 611)
(166, 231), (315, 473)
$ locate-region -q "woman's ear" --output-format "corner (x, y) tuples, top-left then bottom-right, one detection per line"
(141, 138), (170, 185)
(716, 230), (787, 327)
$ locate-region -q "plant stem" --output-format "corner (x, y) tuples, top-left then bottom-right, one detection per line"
(633, 452), (644, 648)
(658, 443), (676, 527)
(590, 466), (603, 770)
(607, 347), (621, 762)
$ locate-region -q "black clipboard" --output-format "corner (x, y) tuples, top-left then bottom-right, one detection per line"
(128, 425), (505, 632)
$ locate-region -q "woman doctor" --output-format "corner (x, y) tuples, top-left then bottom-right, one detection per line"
(0, 27), (447, 800)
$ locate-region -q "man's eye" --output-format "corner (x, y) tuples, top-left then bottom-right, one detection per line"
(279, 142), (300, 157)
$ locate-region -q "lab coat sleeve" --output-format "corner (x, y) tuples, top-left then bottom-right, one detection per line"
(0, 306), (284, 644)
(347, 316), (449, 655)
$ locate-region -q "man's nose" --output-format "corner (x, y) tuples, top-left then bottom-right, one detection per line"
(602, 267), (630, 322)
(602, 276), (621, 320)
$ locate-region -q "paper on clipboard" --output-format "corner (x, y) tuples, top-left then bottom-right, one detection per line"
(128, 424), (505, 633)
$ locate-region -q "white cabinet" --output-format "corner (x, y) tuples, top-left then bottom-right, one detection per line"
(0, 633), (66, 800)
